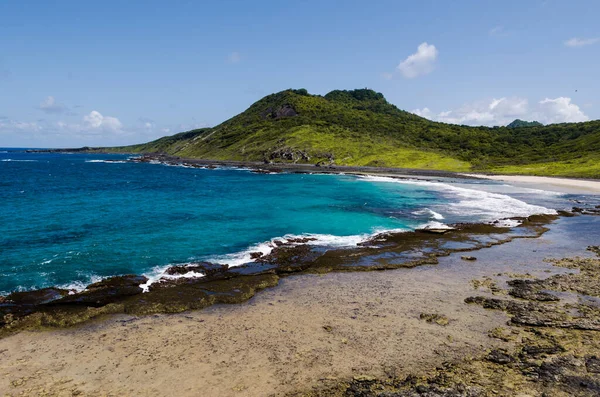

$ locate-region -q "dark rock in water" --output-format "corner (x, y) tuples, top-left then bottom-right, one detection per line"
(417, 228), (453, 234)
(461, 256), (477, 261)
(285, 237), (318, 244)
(163, 262), (229, 280)
(557, 209), (577, 217)
(588, 246), (600, 257)
(5, 288), (70, 306)
(250, 252), (264, 260)
(572, 206), (600, 215)
(55, 275), (147, 307)
(259, 244), (319, 272)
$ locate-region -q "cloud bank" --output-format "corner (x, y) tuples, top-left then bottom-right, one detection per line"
(413, 96), (589, 126)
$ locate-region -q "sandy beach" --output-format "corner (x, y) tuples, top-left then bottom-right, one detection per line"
(1, 214), (599, 396)
(463, 174), (600, 194)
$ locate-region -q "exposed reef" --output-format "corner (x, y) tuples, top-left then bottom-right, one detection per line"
(0, 212), (566, 337)
(289, 239), (600, 396)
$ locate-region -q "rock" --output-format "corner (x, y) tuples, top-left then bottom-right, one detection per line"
(507, 279), (560, 302)
(285, 237), (318, 244)
(420, 313), (449, 326)
(55, 275), (148, 307)
(587, 246), (600, 257)
(323, 325), (333, 332)
(249, 252), (264, 260)
(5, 287), (70, 306)
(164, 262), (228, 278)
(259, 244), (318, 271)
(585, 356), (600, 373)
(487, 349), (514, 364)
(461, 256), (477, 261)
(353, 375), (377, 382)
(261, 104), (298, 119)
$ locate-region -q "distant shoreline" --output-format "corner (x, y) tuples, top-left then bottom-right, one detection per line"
(22, 148), (600, 185)
(128, 153), (600, 194)
(461, 173), (600, 194)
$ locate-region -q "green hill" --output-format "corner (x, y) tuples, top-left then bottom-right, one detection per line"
(507, 119), (543, 128)
(105, 88), (600, 178)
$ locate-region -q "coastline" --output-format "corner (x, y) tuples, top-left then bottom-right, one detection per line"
(462, 173), (600, 194)
(0, 214), (563, 337)
(2, 152), (600, 395)
(3, 152), (600, 337)
(1, 215), (599, 396)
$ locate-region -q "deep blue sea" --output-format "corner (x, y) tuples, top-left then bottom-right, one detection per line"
(0, 148), (587, 294)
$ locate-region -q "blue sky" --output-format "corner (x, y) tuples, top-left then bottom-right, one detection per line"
(0, 0), (598, 147)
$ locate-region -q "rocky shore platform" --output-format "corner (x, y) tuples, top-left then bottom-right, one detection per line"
(0, 212), (569, 337)
(0, 214), (598, 396)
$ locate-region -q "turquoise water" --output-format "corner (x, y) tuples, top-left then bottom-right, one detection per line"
(0, 148), (575, 294)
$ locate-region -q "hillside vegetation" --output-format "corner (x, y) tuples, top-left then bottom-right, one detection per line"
(506, 119), (543, 128)
(105, 89), (600, 178)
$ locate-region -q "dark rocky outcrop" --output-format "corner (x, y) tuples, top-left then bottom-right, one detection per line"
(0, 212), (561, 336)
(261, 104), (298, 119)
(507, 279), (560, 302)
(55, 275), (147, 307)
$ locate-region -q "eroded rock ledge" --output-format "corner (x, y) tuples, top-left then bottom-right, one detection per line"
(0, 214), (566, 337)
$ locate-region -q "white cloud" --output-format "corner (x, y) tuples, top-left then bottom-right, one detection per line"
(39, 96), (66, 113)
(228, 51), (241, 63)
(537, 97), (589, 123)
(413, 96), (589, 126)
(83, 110), (123, 132)
(397, 42), (438, 79)
(412, 107), (434, 119)
(564, 37), (600, 47)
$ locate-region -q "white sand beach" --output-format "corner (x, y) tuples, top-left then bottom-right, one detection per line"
(462, 174), (600, 194)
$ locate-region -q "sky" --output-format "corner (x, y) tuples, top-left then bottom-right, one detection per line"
(0, 0), (598, 147)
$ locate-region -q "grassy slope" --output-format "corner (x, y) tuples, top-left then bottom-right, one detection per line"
(107, 89), (600, 177)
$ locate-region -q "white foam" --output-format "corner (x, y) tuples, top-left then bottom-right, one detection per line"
(85, 159), (128, 164)
(412, 208), (445, 220)
(140, 264), (205, 292)
(210, 229), (409, 268)
(495, 219), (523, 228)
(1, 159), (37, 162)
(418, 221), (453, 230)
(58, 274), (104, 294)
(360, 176), (557, 221)
(139, 228), (410, 291)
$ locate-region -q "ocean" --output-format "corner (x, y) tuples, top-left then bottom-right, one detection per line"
(0, 148), (585, 295)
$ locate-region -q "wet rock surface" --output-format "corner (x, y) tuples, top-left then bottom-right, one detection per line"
(290, 246), (600, 396)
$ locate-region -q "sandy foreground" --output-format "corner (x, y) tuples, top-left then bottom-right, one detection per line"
(1, 215), (596, 397)
(462, 174), (600, 194)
